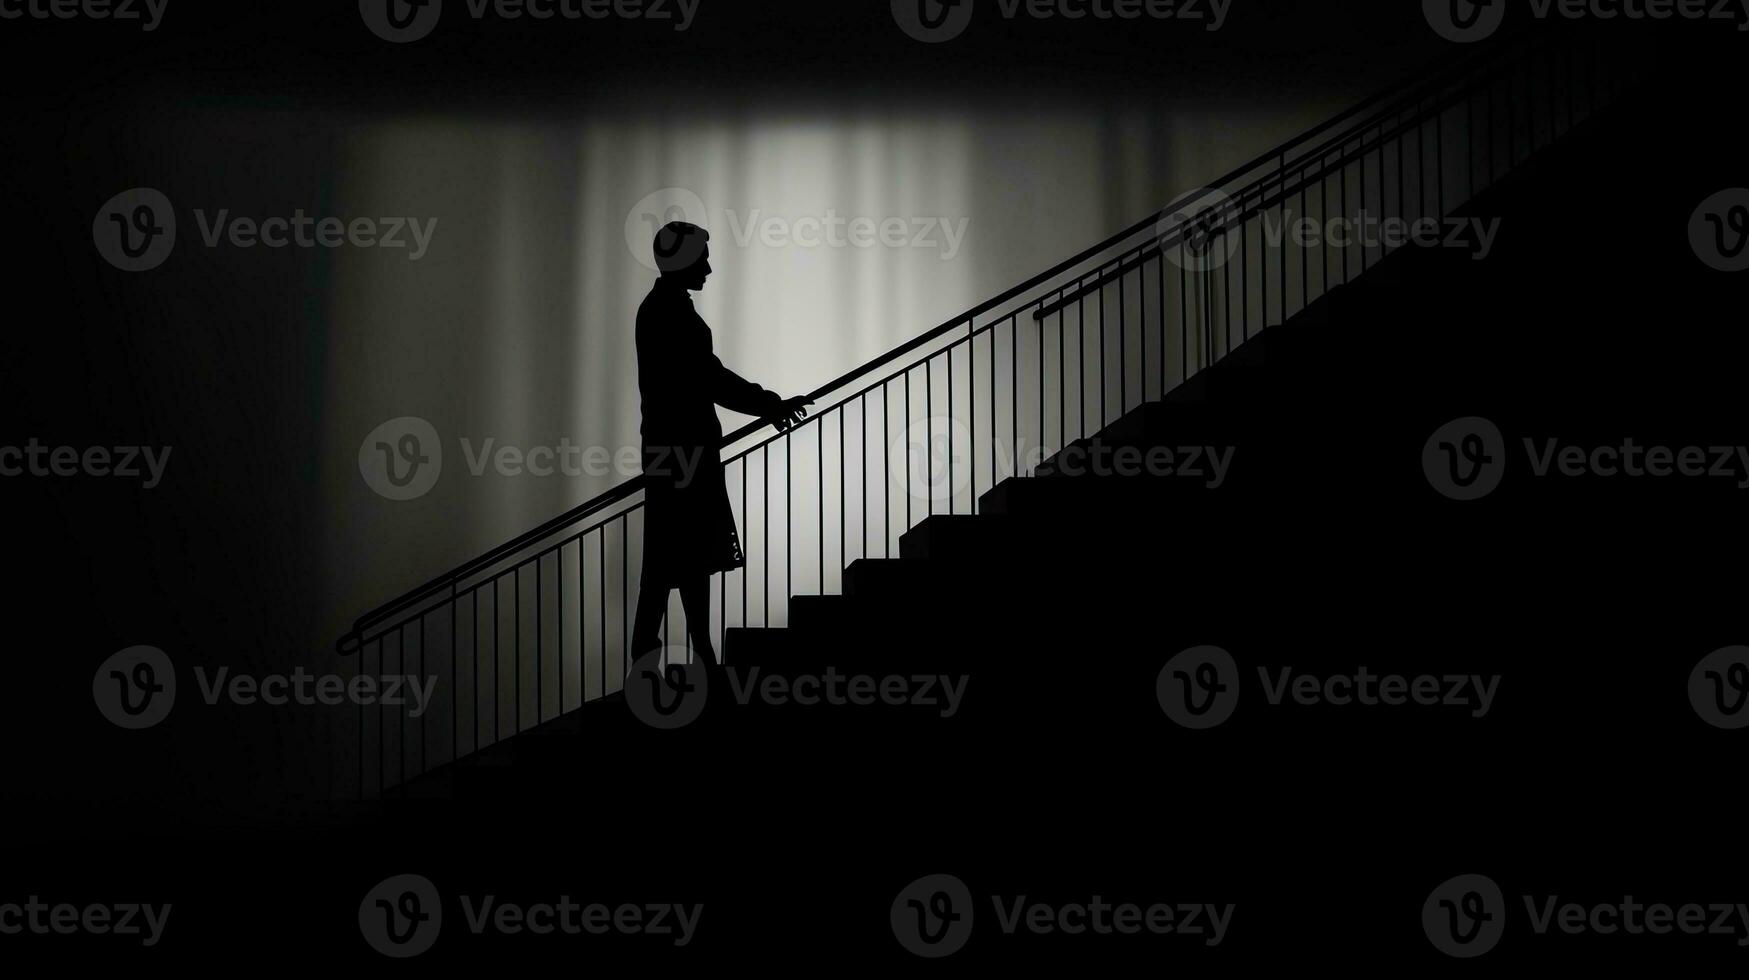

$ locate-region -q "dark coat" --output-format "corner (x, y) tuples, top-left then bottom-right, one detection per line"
(636, 278), (783, 579)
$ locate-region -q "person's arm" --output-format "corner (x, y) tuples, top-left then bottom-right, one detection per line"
(707, 353), (785, 419)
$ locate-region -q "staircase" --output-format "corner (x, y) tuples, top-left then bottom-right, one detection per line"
(305, 25), (1749, 968)
(337, 24), (1665, 805)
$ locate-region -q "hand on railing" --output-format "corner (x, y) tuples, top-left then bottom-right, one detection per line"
(771, 396), (814, 433)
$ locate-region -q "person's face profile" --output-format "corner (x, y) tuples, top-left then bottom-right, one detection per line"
(681, 246), (712, 291)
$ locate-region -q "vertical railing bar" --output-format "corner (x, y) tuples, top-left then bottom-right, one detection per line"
(785, 433), (792, 618)
(904, 372), (912, 531)
(988, 321), (997, 496)
(1140, 260), (1149, 401)
(1180, 250), (1188, 384)
(968, 330), (977, 513)
(763, 447), (770, 626)
(838, 409), (845, 586)
(740, 462), (747, 637)
(1241, 205), (1250, 342)
(861, 394), (869, 560)
(535, 557), (542, 724)
(1080, 290), (1089, 441)
(472, 588), (480, 754)
(818, 414), (825, 593)
(1277, 160), (1287, 327)
(556, 547), (564, 714)
(514, 566), (521, 734)
(1119, 264), (1128, 413)
(1010, 315), (1017, 479)
(449, 584), (457, 767)
(596, 533), (605, 694)
(946, 348), (954, 516)
(1057, 306), (1066, 449)
(1038, 305), (1046, 460)
(926, 361), (934, 518)
(398, 624), (408, 792)
(1151, 249), (1164, 396)
(1339, 140), (1350, 286)
(584, 535), (591, 703)
(1096, 272), (1106, 430)
(620, 515), (628, 679)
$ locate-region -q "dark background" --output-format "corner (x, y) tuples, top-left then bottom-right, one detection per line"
(2, 0), (1744, 970)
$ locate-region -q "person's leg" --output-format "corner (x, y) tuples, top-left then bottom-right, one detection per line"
(677, 575), (719, 667)
(629, 560), (671, 662)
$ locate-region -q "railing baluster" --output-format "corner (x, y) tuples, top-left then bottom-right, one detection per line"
(1079, 294), (1088, 442)
(946, 349), (954, 516)
(926, 360), (934, 517)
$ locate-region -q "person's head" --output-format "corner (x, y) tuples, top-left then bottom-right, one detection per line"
(654, 221), (712, 290)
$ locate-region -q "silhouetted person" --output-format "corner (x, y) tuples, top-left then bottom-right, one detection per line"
(630, 221), (809, 666)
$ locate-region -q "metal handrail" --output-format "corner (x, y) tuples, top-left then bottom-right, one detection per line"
(338, 23), (1560, 656)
